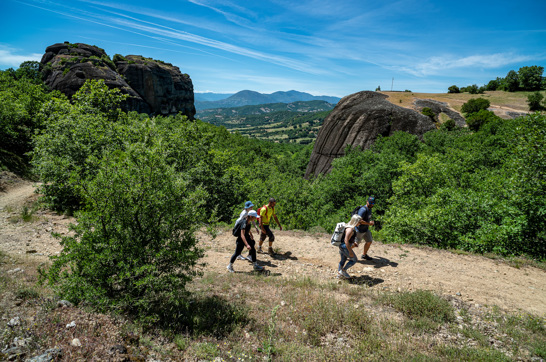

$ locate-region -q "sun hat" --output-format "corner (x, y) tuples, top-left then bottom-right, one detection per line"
(248, 210), (259, 218)
(244, 201), (254, 208)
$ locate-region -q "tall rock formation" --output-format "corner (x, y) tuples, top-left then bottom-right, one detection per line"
(40, 42), (195, 118)
(305, 91), (436, 178)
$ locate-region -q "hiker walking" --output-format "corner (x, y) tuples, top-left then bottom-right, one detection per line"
(258, 198), (282, 255)
(355, 196), (376, 260)
(236, 201), (260, 261)
(227, 210), (264, 272)
(338, 214), (367, 278)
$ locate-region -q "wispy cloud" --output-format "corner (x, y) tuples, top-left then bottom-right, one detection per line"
(0, 46), (42, 68)
(392, 53), (539, 77)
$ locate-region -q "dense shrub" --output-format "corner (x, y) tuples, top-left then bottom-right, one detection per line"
(461, 98), (490, 115)
(41, 142), (205, 320)
(527, 92), (544, 111)
(447, 85), (460, 93)
(465, 109), (500, 132)
(421, 107), (436, 121)
(0, 66), (63, 174)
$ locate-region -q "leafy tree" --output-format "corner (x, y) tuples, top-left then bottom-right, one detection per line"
(40, 142), (205, 320)
(447, 85), (460, 93)
(467, 84), (479, 94)
(485, 79), (500, 91)
(527, 92), (544, 111)
(503, 70), (519, 92)
(465, 109), (500, 132)
(518, 65), (544, 91)
(0, 69), (63, 174)
(461, 98), (490, 115)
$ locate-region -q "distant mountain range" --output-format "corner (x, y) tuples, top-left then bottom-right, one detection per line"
(195, 90), (340, 110)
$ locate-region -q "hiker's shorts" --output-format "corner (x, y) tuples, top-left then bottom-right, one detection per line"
(356, 230), (373, 243)
(260, 225), (274, 242)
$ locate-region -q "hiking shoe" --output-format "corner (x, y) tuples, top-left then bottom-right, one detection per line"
(245, 256), (253, 262)
(337, 270), (345, 279)
(237, 255), (246, 261)
(340, 269), (351, 279)
(253, 264), (264, 271)
(257, 246), (263, 253)
(227, 264), (234, 273)
(268, 247), (275, 255)
(361, 254), (373, 260)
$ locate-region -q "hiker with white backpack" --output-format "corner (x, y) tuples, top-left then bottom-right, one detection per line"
(227, 210), (264, 273)
(337, 214), (368, 279)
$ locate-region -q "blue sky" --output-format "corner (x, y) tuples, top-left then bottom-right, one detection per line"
(1, 0), (545, 97)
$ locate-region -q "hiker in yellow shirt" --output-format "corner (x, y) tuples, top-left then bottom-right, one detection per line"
(258, 198), (282, 255)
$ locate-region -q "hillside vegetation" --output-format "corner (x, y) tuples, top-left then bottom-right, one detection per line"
(197, 101), (333, 143)
(0, 63), (545, 361)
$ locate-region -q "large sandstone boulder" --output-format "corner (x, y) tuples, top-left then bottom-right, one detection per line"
(115, 55), (195, 118)
(40, 42), (194, 118)
(305, 91), (436, 178)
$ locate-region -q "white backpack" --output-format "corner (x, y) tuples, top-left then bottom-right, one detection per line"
(330, 222), (347, 246)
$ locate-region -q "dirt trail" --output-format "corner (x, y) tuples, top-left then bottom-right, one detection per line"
(1, 180), (544, 316)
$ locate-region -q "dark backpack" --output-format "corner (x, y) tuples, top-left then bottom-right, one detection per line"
(351, 205), (364, 218)
(232, 219), (244, 237)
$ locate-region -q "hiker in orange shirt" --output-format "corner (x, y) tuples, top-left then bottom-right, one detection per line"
(258, 198), (282, 255)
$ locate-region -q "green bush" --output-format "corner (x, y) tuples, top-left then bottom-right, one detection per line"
(40, 142), (205, 320)
(447, 85), (460, 93)
(421, 107), (436, 120)
(527, 92), (544, 111)
(465, 109), (500, 131)
(32, 80), (130, 210)
(461, 98), (490, 115)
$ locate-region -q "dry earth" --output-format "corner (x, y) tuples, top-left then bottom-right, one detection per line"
(1, 174), (544, 317)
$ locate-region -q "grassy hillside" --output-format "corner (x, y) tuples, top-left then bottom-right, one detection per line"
(382, 90), (539, 116)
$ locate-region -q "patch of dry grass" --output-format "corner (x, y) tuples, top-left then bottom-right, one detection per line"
(1, 251), (544, 361)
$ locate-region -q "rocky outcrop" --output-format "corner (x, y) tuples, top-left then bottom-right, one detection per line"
(413, 99), (466, 127)
(40, 42), (194, 118)
(115, 55), (195, 118)
(305, 91), (436, 178)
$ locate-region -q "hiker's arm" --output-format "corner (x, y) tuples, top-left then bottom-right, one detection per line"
(345, 229), (356, 257)
(240, 229), (251, 250)
(252, 220), (260, 233)
(259, 216), (266, 233)
(274, 215), (282, 230)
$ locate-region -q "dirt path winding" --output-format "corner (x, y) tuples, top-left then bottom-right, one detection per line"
(1, 178), (544, 316)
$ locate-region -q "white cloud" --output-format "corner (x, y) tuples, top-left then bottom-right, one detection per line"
(392, 53), (538, 77)
(0, 47), (42, 68)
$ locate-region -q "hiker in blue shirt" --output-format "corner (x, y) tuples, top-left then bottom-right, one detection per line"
(355, 196), (376, 260)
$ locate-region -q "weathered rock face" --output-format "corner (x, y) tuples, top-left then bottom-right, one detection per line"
(40, 42), (194, 118)
(305, 91), (436, 178)
(115, 55), (195, 118)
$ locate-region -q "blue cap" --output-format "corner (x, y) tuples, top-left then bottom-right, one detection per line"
(244, 201), (254, 208)
(368, 196), (375, 205)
